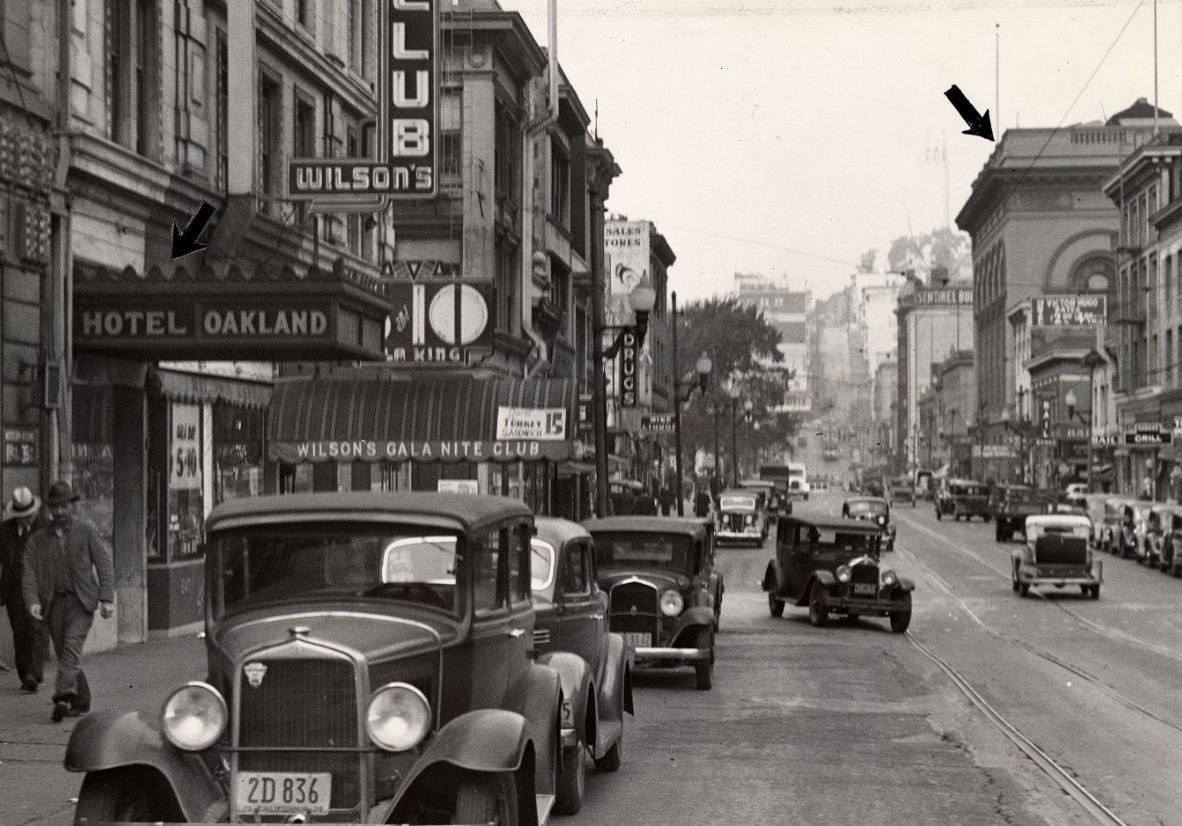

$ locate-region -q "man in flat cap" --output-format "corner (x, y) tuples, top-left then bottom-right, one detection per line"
(2, 487), (49, 691)
(22, 481), (114, 722)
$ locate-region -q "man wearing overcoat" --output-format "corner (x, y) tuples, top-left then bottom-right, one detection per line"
(21, 481), (115, 722)
(1, 487), (49, 691)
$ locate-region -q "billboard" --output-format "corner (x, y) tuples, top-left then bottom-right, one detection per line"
(1031, 295), (1107, 326)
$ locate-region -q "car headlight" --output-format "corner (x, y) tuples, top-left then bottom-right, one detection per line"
(659, 590), (684, 616)
(876, 515), (886, 526)
(366, 683), (432, 752)
(745, 514), (754, 526)
(162, 682), (227, 751)
(836, 565), (852, 583)
(881, 570), (898, 587)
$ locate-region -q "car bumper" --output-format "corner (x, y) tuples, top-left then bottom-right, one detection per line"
(633, 646), (710, 662)
(561, 726), (578, 748)
(1016, 563), (1103, 586)
(717, 528), (762, 541)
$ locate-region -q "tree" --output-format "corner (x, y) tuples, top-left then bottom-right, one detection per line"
(886, 227), (970, 279)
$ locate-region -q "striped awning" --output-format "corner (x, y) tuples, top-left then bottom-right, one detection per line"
(267, 375), (579, 464)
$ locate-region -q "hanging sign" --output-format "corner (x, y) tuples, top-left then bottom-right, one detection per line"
(495, 408), (568, 441)
(386, 281), (494, 363)
(619, 332), (638, 408)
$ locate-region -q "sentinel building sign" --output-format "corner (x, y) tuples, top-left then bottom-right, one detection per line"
(288, 0), (440, 209)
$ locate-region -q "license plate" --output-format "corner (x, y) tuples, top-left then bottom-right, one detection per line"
(236, 772), (331, 815)
(622, 632), (651, 648)
(852, 583), (876, 595)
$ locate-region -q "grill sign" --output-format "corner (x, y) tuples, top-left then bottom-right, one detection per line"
(243, 662), (268, 688)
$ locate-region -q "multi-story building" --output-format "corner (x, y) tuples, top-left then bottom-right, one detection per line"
(930, 350), (977, 478)
(955, 99), (1177, 490)
(1103, 130), (1182, 500)
(1, 0), (618, 645)
(735, 273), (811, 415)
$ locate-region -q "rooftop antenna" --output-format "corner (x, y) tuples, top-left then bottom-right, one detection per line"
(594, 99), (599, 141)
(995, 23), (1000, 130)
(1153, 0), (1159, 135)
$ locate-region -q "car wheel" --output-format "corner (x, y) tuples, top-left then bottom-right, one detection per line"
(1019, 583), (1030, 597)
(808, 585), (829, 627)
(1011, 576), (1019, 593)
(555, 743), (586, 815)
(936, 508), (942, 521)
(594, 728), (622, 773)
(889, 592), (912, 634)
(694, 628), (714, 691)
(1090, 584), (1101, 600)
(74, 769), (182, 826)
(768, 591), (785, 617)
(453, 772), (518, 826)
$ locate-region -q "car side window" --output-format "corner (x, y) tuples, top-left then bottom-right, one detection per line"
(561, 543), (591, 598)
(472, 529), (505, 616)
(507, 523), (531, 608)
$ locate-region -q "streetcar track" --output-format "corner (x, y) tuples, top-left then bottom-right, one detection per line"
(896, 511), (1182, 664)
(906, 633), (1128, 826)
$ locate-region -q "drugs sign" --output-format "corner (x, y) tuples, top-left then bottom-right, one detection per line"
(288, 0), (439, 209)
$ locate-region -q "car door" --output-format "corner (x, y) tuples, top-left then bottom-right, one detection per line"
(468, 521), (533, 710)
(554, 540), (602, 674)
(781, 523), (813, 600)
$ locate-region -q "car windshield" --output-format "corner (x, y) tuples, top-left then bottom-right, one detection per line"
(801, 526), (880, 555)
(846, 500), (888, 517)
(719, 495), (757, 511)
(210, 523), (463, 619)
(593, 532), (691, 573)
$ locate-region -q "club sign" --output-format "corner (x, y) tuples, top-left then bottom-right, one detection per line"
(288, 0), (439, 210)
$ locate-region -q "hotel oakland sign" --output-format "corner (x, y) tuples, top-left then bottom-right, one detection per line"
(288, 0), (439, 209)
(75, 304), (330, 343)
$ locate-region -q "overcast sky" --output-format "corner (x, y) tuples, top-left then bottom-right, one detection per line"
(505, 0), (1182, 302)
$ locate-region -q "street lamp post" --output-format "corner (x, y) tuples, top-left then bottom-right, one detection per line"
(592, 277), (657, 517)
(727, 383), (741, 488)
(742, 400), (754, 482)
(670, 291), (712, 516)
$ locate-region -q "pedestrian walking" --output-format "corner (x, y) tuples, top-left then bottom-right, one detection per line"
(658, 486), (675, 516)
(2, 487), (50, 691)
(21, 481), (114, 722)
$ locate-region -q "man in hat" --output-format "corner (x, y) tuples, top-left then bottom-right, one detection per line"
(2, 487), (49, 690)
(22, 481), (114, 722)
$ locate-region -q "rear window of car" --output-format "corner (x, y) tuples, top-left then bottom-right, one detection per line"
(719, 495), (757, 511)
(592, 532), (690, 571)
(845, 500), (887, 517)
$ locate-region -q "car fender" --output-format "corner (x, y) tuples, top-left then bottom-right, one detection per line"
(391, 709), (539, 826)
(506, 661), (562, 797)
(795, 571), (835, 606)
(63, 710), (226, 823)
(536, 650), (592, 748)
(596, 633), (635, 736)
(668, 606), (715, 646)
(762, 560), (782, 594)
(889, 577), (916, 594)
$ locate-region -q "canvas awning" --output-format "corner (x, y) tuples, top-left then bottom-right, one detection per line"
(267, 375), (579, 464)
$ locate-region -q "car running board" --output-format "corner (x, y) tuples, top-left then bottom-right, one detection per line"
(537, 792), (556, 824)
(596, 719), (623, 757)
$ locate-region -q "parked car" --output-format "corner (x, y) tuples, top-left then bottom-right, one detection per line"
(1157, 508), (1182, 576)
(989, 484), (1051, 542)
(935, 479), (992, 522)
(1064, 482), (1089, 505)
(1142, 505), (1182, 568)
(1011, 513), (1102, 599)
(762, 514), (914, 633)
(1099, 496), (1137, 555)
(715, 488), (767, 546)
(66, 493), (570, 825)
(1079, 493), (1112, 548)
(892, 476), (917, 507)
(1127, 502), (1154, 561)
(841, 496), (896, 551)
(584, 516), (721, 690)
(531, 518), (634, 813)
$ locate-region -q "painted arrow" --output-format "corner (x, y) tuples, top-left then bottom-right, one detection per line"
(944, 85), (994, 142)
(170, 200), (216, 260)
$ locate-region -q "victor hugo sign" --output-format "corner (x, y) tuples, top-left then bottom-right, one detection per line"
(288, 0), (439, 209)
(1031, 295), (1107, 327)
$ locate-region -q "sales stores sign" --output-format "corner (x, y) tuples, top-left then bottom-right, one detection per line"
(496, 407), (568, 441)
(288, 0), (439, 210)
(1031, 295), (1107, 327)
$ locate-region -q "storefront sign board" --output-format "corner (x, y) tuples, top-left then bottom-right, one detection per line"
(2, 425), (37, 467)
(1031, 295), (1106, 326)
(496, 407), (568, 441)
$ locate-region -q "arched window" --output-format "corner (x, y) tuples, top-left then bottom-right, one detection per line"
(1070, 255), (1114, 294)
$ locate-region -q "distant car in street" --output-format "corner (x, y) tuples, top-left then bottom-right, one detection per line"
(1012, 513), (1101, 599)
(715, 488), (767, 546)
(763, 513), (914, 633)
(841, 496), (896, 552)
(989, 484), (1051, 542)
(935, 479), (991, 522)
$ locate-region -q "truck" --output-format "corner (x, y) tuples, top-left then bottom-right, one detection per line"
(761, 462), (809, 501)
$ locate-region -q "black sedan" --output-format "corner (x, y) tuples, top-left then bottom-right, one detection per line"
(841, 496), (896, 552)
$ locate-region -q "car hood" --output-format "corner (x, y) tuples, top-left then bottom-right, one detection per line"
(599, 569), (690, 592)
(211, 609), (458, 665)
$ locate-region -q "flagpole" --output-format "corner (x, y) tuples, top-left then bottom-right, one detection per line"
(1153, 0), (1159, 135)
(995, 23), (1000, 130)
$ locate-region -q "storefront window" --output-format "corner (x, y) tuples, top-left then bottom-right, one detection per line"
(168, 403), (204, 559)
(214, 405), (263, 503)
(72, 385), (114, 549)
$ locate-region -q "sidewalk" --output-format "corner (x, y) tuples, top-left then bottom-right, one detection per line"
(0, 633), (205, 826)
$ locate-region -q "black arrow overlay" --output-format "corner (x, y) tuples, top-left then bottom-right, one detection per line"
(944, 85), (994, 142)
(171, 200), (216, 260)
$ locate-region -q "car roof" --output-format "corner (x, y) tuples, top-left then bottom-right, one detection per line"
(844, 496), (888, 505)
(534, 516), (592, 545)
(206, 492), (533, 533)
(1026, 513), (1091, 528)
(583, 516), (708, 538)
(719, 488), (758, 497)
(777, 514), (883, 534)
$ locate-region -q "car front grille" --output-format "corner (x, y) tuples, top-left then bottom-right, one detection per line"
(850, 565), (879, 586)
(236, 657), (362, 812)
(609, 580), (661, 639)
(723, 514), (748, 531)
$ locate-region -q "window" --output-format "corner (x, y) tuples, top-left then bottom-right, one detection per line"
(561, 544), (591, 598)
(215, 29), (228, 191)
(349, 0), (372, 79)
(550, 140), (571, 227)
(495, 235), (516, 333)
(296, 0), (313, 32)
(473, 530), (506, 615)
(2, 0), (32, 72)
(508, 523), (531, 606)
(494, 97), (519, 207)
(258, 71), (282, 215)
(294, 91), (315, 157)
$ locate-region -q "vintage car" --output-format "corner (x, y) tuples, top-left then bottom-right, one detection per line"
(531, 518), (634, 813)
(762, 515), (914, 633)
(66, 493), (572, 825)
(1098, 496), (1137, 555)
(1142, 504), (1182, 568)
(1156, 508), (1182, 576)
(1078, 493), (1111, 547)
(891, 477), (917, 507)
(1012, 513), (1102, 599)
(989, 484), (1051, 542)
(841, 496), (896, 552)
(739, 478), (779, 518)
(1126, 501), (1154, 560)
(584, 516), (721, 690)
(935, 479), (991, 522)
(715, 488), (767, 545)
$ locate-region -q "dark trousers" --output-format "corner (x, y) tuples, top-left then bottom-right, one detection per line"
(46, 593), (93, 708)
(5, 596), (48, 685)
